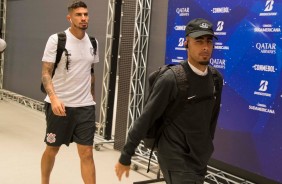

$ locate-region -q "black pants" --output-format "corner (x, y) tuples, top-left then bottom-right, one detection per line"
(161, 169), (205, 184)
(158, 157), (205, 184)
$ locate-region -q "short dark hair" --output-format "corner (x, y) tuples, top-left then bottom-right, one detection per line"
(68, 0), (87, 12)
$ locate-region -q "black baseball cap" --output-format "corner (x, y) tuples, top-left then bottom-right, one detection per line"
(185, 18), (217, 39)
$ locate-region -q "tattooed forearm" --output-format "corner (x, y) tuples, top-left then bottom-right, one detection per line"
(42, 61), (56, 98)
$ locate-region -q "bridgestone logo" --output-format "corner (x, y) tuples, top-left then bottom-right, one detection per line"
(259, 12), (277, 16)
(214, 32), (226, 35)
(254, 91), (271, 97)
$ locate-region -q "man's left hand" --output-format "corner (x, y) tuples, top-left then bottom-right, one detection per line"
(115, 162), (130, 181)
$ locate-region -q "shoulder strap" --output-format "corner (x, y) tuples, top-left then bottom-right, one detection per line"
(88, 35), (97, 55)
(51, 32), (67, 77)
(208, 65), (223, 99)
(145, 65), (171, 104)
(170, 61), (189, 97)
(40, 32), (66, 93)
(163, 62), (189, 121)
(146, 63), (188, 172)
(55, 32), (66, 67)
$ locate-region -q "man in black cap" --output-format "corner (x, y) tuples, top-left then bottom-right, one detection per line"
(115, 18), (223, 184)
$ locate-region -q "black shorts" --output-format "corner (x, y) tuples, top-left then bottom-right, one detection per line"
(44, 103), (96, 146)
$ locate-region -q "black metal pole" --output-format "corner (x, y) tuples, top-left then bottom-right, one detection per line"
(104, 1), (122, 140)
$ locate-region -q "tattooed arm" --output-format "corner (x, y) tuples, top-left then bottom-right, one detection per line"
(42, 62), (56, 98)
(42, 61), (66, 116)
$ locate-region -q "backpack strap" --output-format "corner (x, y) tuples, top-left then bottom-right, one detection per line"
(161, 62), (223, 126)
(148, 62), (189, 128)
(171, 61), (189, 98)
(51, 32), (67, 77)
(146, 63), (189, 172)
(160, 62), (189, 124)
(88, 35), (97, 74)
(208, 65), (223, 100)
(145, 65), (172, 104)
(89, 35), (97, 55)
(41, 32), (97, 93)
(54, 33), (97, 75)
(150, 63), (189, 143)
(40, 32), (66, 93)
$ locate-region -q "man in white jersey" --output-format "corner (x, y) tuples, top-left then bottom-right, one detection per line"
(40, 1), (99, 184)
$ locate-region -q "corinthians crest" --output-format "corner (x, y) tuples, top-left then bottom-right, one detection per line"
(46, 133), (56, 143)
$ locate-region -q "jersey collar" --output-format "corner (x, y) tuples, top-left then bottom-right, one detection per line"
(187, 61), (208, 76)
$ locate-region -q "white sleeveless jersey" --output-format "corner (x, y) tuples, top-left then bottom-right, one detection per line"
(42, 28), (99, 107)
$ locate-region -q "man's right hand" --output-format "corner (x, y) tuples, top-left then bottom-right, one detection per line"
(50, 96), (66, 116)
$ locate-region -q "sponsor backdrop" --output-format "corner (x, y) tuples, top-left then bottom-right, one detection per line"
(165, 0), (282, 183)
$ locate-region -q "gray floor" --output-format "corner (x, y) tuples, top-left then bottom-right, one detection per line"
(0, 99), (164, 184)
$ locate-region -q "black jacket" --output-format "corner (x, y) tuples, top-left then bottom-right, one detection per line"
(119, 62), (223, 174)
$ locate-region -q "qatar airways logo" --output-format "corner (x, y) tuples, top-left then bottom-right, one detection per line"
(255, 42), (276, 54)
(176, 7), (189, 17)
(209, 58), (226, 69)
(260, 0), (277, 16)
